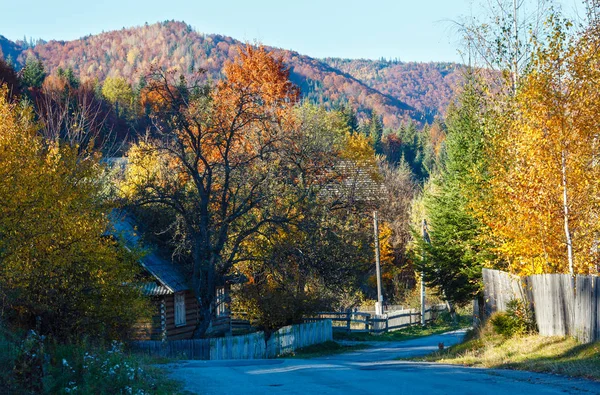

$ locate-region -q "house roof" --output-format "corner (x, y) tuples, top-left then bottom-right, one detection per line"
(321, 160), (384, 204)
(109, 210), (189, 294)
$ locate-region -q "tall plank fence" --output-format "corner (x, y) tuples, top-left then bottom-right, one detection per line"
(130, 320), (332, 360)
(482, 269), (600, 343)
(308, 304), (446, 334)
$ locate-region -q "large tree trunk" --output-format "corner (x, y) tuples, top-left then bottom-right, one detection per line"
(192, 235), (217, 338)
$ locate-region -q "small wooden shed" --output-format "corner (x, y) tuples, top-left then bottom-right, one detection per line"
(111, 212), (231, 340)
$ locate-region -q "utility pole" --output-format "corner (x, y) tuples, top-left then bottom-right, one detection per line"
(421, 219), (430, 326)
(373, 211), (384, 316)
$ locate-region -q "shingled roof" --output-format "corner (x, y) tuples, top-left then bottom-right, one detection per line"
(321, 160), (385, 205)
(109, 210), (189, 294)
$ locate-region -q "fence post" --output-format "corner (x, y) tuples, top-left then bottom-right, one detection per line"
(365, 313), (370, 332)
(346, 311), (351, 333)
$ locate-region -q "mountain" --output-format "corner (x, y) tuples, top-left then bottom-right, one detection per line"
(3, 21), (463, 128)
(322, 58), (463, 120)
(0, 35), (23, 65)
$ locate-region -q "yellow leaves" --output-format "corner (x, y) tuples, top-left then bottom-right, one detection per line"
(378, 222), (395, 269)
(127, 48), (140, 65)
(0, 84), (148, 339)
(101, 76), (133, 108)
(341, 132), (374, 163)
(480, 20), (600, 275)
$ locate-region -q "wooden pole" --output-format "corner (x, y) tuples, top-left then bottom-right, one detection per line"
(373, 211), (384, 315)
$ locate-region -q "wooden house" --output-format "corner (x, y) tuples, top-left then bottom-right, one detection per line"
(110, 212), (231, 340)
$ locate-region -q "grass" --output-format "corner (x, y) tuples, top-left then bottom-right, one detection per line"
(284, 341), (370, 359)
(413, 322), (600, 381)
(334, 311), (471, 342)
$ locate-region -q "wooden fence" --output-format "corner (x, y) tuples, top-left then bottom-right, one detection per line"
(130, 320), (332, 360)
(482, 269), (600, 343)
(266, 321), (333, 358)
(308, 304), (446, 334)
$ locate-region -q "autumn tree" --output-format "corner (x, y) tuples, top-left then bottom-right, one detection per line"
(120, 45), (301, 337)
(483, 18), (600, 275)
(457, 0), (553, 93)
(35, 75), (115, 154)
(375, 158), (417, 302)
(232, 103), (378, 332)
(102, 76), (133, 117)
(0, 85), (148, 340)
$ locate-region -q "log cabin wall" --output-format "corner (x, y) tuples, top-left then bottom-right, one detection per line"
(165, 290), (200, 340)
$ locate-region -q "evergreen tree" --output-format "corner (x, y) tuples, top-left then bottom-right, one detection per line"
(367, 111), (383, 153)
(21, 56), (46, 89)
(64, 67), (79, 89)
(416, 75), (493, 309)
(339, 103), (358, 134)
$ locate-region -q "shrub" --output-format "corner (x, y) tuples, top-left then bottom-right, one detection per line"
(490, 299), (536, 337)
(13, 330), (46, 392)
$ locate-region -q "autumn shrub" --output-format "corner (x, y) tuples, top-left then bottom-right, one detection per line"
(233, 282), (330, 336)
(490, 299), (536, 338)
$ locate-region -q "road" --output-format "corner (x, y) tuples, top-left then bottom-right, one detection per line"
(167, 330), (600, 394)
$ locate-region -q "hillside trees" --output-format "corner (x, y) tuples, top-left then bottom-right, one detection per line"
(0, 85), (148, 340)
(120, 45), (304, 337)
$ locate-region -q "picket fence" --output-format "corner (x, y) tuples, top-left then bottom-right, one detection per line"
(482, 268), (600, 343)
(130, 320), (332, 360)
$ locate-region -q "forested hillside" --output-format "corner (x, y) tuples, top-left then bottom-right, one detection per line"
(3, 21), (462, 128)
(323, 58), (463, 120)
(0, 35), (22, 64)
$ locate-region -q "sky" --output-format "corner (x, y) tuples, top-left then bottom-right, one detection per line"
(0, 0), (586, 63)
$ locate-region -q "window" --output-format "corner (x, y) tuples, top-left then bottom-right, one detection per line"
(216, 287), (227, 317)
(174, 292), (186, 327)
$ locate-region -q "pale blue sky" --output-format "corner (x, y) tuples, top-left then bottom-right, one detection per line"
(0, 0), (586, 62)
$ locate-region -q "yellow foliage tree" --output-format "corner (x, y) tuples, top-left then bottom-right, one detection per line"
(101, 76), (133, 116)
(0, 85), (148, 340)
(483, 19), (600, 275)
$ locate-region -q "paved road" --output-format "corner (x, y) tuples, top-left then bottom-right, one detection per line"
(168, 330), (600, 394)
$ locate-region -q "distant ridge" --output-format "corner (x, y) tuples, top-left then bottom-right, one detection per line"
(2, 21), (463, 128)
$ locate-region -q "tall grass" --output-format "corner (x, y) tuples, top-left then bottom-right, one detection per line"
(418, 321), (600, 381)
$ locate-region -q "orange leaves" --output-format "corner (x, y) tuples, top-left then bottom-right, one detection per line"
(215, 44), (299, 131)
(140, 80), (177, 114)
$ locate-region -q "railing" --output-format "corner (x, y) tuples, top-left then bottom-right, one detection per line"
(306, 305), (446, 334)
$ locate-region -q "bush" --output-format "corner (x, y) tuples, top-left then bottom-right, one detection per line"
(490, 299), (536, 338)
